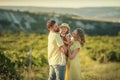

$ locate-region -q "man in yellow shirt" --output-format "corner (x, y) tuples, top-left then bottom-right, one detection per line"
(46, 20), (67, 80)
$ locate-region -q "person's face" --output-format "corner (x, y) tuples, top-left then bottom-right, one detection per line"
(60, 27), (68, 34)
(72, 30), (78, 39)
(53, 23), (59, 32)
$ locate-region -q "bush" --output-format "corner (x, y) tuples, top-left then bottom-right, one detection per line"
(0, 52), (20, 80)
(107, 51), (119, 62)
(86, 36), (120, 63)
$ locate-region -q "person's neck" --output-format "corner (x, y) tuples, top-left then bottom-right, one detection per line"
(50, 29), (55, 32)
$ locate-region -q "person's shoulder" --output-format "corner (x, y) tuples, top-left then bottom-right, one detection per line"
(49, 32), (56, 37)
(73, 41), (80, 46)
(50, 31), (57, 35)
(50, 32), (60, 38)
(54, 32), (60, 36)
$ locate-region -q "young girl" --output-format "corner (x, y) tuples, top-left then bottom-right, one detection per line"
(59, 23), (71, 56)
(65, 28), (85, 80)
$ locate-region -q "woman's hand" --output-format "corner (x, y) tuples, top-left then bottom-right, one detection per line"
(68, 48), (80, 60)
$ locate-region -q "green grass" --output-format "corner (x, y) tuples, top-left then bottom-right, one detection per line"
(0, 32), (120, 80)
(80, 50), (120, 80)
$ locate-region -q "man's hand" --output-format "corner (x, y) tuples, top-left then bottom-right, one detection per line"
(59, 45), (67, 55)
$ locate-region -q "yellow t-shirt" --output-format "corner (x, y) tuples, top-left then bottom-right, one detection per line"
(48, 31), (64, 65)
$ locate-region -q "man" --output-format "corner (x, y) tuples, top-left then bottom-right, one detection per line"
(46, 20), (67, 80)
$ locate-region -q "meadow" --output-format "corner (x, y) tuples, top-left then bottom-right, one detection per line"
(0, 31), (120, 80)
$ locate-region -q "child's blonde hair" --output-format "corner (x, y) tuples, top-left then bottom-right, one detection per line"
(60, 23), (70, 34)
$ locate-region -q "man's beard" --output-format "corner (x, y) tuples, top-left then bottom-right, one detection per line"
(55, 28), (60, 32)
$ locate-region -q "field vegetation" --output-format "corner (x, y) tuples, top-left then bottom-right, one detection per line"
(0, 31), (120, 80)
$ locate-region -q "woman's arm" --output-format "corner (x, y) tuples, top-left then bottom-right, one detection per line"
(68, 48), (80, 60)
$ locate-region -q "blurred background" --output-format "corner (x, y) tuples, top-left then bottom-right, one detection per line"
(0, 0), (120, 80)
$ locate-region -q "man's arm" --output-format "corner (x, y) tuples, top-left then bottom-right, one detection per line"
(59, 45), (67, 55)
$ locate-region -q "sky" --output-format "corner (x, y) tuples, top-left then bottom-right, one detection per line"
(0, 0), (120, 8)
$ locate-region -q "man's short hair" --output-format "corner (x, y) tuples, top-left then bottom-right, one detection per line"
(46, 20), (56, 29)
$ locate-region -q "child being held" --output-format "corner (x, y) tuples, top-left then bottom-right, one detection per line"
(59, 23), (72, 57)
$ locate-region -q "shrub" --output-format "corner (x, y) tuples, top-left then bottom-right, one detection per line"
(0, 52), (20, 80)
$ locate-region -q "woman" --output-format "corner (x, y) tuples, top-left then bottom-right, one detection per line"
(65, 28), (85, 80)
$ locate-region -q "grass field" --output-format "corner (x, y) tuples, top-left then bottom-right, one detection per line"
(0, 31), (120, 80)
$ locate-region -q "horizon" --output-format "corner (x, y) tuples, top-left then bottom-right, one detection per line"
(0, 0), (120, 8)
(0, 5), (120, 9)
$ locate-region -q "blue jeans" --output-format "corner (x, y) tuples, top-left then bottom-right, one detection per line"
(48, 65), (66, 80)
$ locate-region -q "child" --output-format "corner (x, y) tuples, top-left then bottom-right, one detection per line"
(59, 23), (72, 57)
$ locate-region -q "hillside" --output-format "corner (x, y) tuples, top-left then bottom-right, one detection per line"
(0, 9), (120, 36)
(0, 6), (120, 22)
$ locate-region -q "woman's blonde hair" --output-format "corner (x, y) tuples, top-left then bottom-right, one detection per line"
(75, 28), (85, 47)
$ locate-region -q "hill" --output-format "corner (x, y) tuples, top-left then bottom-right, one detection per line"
(0, 6), (120, 22)
(0, 8), (120, 36)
